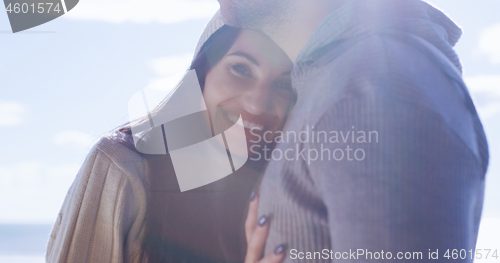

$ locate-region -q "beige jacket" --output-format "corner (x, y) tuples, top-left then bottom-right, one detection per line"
(46, 136), (149, 263)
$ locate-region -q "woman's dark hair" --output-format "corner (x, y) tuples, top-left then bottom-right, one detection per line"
(113, 25), (242, 146)
(131, 25), (244, 263)
(190, 25), (241, 92)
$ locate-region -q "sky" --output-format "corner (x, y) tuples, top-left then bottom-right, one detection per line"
(1, 0), (500, 257)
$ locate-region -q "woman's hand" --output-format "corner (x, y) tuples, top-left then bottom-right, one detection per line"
(244, 192), (285, 263)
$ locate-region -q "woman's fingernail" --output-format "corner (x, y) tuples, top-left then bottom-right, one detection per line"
(258, 215), (267, 226)
(274, 245), (284, 255)
(250, 191), (256, 201)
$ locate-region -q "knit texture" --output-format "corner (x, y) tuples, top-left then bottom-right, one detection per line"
(46, 136), (149, 263)
(257, 1), (488, 262)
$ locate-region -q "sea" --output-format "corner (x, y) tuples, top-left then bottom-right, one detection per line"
(0, 224), (52, 263)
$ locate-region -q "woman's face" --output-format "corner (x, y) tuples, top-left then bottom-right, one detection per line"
(203, 29), (295, 153)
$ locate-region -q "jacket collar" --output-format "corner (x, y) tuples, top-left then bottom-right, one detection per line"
(296, 0), (462, 71)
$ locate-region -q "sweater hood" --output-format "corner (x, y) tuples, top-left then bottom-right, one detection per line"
(297, 0), (463, 72)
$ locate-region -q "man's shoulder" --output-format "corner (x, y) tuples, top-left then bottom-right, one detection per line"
(341, 34), (446, 79)
(309, 35), (485, 167)
(318, 33), (462, 107)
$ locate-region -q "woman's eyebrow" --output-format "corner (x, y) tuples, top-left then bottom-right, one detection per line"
(281, 70), (291, 76)
(227, 52), (260, 66)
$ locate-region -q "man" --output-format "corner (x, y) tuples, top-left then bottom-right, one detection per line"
(218, 0), (489, 262)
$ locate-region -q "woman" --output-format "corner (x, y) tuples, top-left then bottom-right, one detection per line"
(46, 12), (294, 263)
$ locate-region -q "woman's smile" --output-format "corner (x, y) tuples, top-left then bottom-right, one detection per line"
(226, 111), (264, 132)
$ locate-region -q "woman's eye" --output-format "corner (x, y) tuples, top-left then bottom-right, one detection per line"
(230, 64), (251, 77)
(276, 82), (293, 91)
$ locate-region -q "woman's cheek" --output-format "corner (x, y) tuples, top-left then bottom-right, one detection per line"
(211, 75), (240, 100)
(204, 81), (230, 108)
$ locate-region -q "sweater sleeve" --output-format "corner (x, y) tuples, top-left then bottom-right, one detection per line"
(46, 139), (149, 263)
(307, 89), (485, 261)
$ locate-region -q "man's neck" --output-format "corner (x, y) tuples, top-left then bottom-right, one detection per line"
(262, 0), (348, 63)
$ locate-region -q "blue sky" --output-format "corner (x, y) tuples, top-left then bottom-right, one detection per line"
(1, 0), (499, 256)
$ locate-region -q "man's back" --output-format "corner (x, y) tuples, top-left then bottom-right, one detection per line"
(257, 1), (488, 262)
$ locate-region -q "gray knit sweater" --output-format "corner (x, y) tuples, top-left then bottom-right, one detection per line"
(257, 1), (488, 262)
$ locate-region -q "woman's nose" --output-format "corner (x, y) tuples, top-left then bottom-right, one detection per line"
(241, 84), (272, 116)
